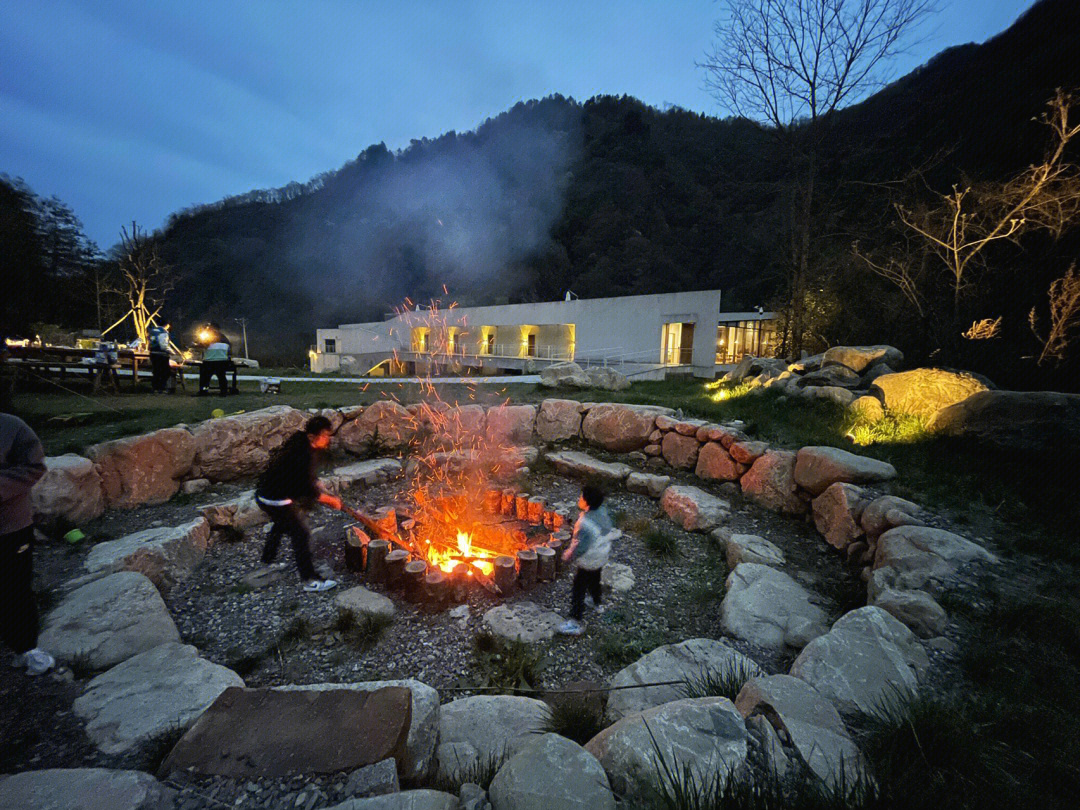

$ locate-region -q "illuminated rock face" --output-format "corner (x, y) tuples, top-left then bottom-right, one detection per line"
(189, 405), (307, 480)
(31, 453), (105, 523)
(581, 403), (671, 452)
(740, 450), (805, 515)
(87, 427), (196, 507)
(871, 368), (991, 420)
(811, 483), (869, 550)
(535, 398), (583, 441)
(661, 484), (730, 532)
(794, 446), (897, 495)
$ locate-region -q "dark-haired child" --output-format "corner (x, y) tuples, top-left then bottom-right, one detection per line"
(558, 484), (620, 636)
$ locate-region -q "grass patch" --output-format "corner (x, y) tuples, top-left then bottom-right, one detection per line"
(429, 750), (506, 794)
(278, 616), (311, 650)
(842, 412), (929, 447)
(621, 514), (654, 535)
(335, 608), (394, 650)
(137, 721), (187, 774)
(544, 691), (606, 745)
(471, 632), (549, 694)
(66, 651), (100, 680)
(680, 659), (760, 702)
(643, 526), (679, 557)
(595, 628), (672, 669)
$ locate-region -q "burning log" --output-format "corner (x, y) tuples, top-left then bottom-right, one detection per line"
(373, 507), (398, 538)
(472, 567), (500, 596)
(344, 525), (370, 573)
(483, 488), (502, 514)
(385, 549), (409, 586)
(500, 489), (516, 516)
(425, 569), (448, 604)
(404, 560), (428, 600)
(517, 549), (538, 589)
(552, 510), (568, 530)
(366, 538), (390, 583)
(493, 555), (516, 595)
(535, 546), (556, 581)
(527, 496), (545, 525)
(515, 494), (530, 522)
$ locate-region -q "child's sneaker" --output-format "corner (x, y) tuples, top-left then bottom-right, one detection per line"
(302, 579), (338, 593)
(557, 619), (585, 636)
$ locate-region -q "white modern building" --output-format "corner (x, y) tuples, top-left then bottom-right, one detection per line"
(310, 289), (776, 379)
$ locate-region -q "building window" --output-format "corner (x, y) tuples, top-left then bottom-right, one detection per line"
(324, 338), (336, 354)
(716, 319), (777, 364)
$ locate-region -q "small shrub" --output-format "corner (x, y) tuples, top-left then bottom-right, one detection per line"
(473, 632), (548, 694)
(67, 651), (99, 680)
(347, 613), (394, 650)
(137, 721), (187, 774)
(278, 616), (310, 649)
(643, 527), (679, 557)
(332, 607), (357, 633)
(430, 750), (506, 793)
(544, 691), (606, 744)
(680, 660), (760, 702)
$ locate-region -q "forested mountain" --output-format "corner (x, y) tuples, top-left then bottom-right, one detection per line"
(4, 0), (1079, 387)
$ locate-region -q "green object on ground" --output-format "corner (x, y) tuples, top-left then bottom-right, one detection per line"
(63, 528), (85, 544)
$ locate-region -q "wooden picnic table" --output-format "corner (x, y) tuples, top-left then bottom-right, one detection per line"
(8, 345), (153, 390)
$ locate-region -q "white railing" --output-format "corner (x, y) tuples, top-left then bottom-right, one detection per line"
(409, 343), (574, 362)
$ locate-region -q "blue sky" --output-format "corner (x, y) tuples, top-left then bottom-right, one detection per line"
(1, 0), (1035, 247)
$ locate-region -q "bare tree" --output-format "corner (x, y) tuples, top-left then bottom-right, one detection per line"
(1030, 263), (1080, 367)
(102, 222), (174, 345)
(702, 0), (935, 355)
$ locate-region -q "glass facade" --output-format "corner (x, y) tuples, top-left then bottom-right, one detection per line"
(716, 318), (777, 364)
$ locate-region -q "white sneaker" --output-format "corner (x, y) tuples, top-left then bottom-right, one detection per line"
(24, 648), (55, 676)
(303, 579), (338, 593)
(557, 619), (585, 636)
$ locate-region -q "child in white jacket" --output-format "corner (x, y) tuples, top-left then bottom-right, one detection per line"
(559, 484), (620, 636)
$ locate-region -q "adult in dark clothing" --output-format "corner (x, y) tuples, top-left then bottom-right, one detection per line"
(148, 323), (172, 393)
(255, 415), (342, 592)
(1, 413), (54, 675)
(197, 325), (233, 397)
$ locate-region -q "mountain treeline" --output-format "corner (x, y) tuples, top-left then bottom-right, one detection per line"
(3, 0), (1078, 388)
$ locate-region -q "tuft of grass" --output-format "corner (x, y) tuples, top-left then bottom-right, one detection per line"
(278, 616), (311, 649)
(843, 412), (928, 447)
(472, 632), (549, 694)
(345, 613), (394, 650)
(140, 721), (188, 775)
(622, 515), (655, 536)
(643, 527), (679, 557)
(544, 691), (606, 745)
(66, 651), (100, 680)
(680, 660), (760, 702)
(429, 750), (507, 794)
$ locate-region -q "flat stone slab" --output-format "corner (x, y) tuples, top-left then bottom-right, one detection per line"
(736, 674), (865, 789)
(0, 768), (176, 810)
(239, 565), (290, 590)
(488, 733), (615, 810)
(84, 517), (211, 590)
(545, 450), (631, 482)
(601, 563), (635, 593)
(200, 490), (269, 530)
(482, 601), (564, 644)
(721, 563), (828, 650)
(336, 586), (398, 620)
(606, 638), (763, 723)
(790, 606), (929, 717)
(661, 485), (730, 532)
(720, 532), (786, 568)
(73, 642), (244, 756)
(324, 458), (403, 494)
(159, 686), (411, 778)
(794, 446), (897, 495)
(274, 680), (439, 782)
(38, 571), (179, 670)
(625, 471), (671, 499)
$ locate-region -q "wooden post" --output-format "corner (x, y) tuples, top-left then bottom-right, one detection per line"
(366, 538), (390, 583)
(425, 569), (448, 604)
(515, 493), (531, 522)
(372, 506), (397, 539)
(527, 496), (545, 525)
(500, 489), (516, 516)
(517, 549), (538, 589)
(493, 555), (516, 595)
(450, 563), (469, 602)
(547, 537), (565, 574)
(385, 549), (409, 586)
(404, 560), (428, 600)
(543, 510), (556, 530)
(535, 546), (556, 581)
(484, 488), (502, 515)
(552, 510), (568, 530)
(344, 525), (369, 573)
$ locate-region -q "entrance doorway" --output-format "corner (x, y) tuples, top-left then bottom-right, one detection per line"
(662, 322), (695, 365)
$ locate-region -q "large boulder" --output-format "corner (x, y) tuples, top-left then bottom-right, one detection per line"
(273, 680), (440, 782)
(336, 586), (398, 621)
(860, 495), (923, 540)
(545, 451), (631, 482)
(719, 532), (785, 568)
(486, 405), (537, 447)
(582, 404), (671, 452)
(694, 442), (741, 481)
(929, 390), (1080, 458)
(801, 386), (856, 406)
(585, 366), (631, 392)
(585, 697), (747, 804)
(606, 638), (763, 723)
(822, 345), (903, 374)
(31, 454), (105, 524)
(323, 791), (459, 810)
(735, 675), (865, 789)
(538, 361), (591, 389)
(740, 451), (805, 515)
(0, 768), (176, 810)
(435, 695), (550, 782)
(811, 483), (869, 550)
(38, 572), (179, 670)
(488, 733), (615, 810)
(790, 607), (929, 717)
(625, 472), (671, 499)
(190, 406), (308, 480)
(871, 368), (990, 420)
(87, 427), (196, 508)
(798, 365), (862, 389)
(661, 485), (730, 532)
(199, 491), (269, 531)
(869, 588), (947, 639)
(84, 517), (211, 591)
(535, 399), (584, 442)
(158, 686), (411, 779)
(482, 601), (564, 644)
(873, 525), (997, 594)
(720, 563), (829, 650)
(793, 446), (897, 495)
(72, 642), (244, 756)
(338, 401), (416, 454)
(660, 431), (700, 470)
